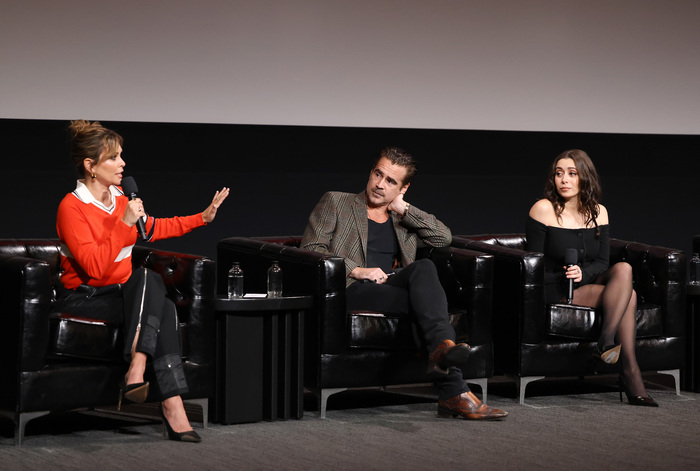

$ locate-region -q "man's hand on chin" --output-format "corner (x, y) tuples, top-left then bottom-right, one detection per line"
(387, 193), (407, 215)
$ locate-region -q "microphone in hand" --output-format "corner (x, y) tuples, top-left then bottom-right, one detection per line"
(564, 248), (578, 304)
(121, 176), (148, 240)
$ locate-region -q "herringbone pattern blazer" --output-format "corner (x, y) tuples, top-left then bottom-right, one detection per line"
(301, 191), (452, 287)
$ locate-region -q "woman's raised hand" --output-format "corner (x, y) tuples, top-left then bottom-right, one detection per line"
(202, 187), (230, 223)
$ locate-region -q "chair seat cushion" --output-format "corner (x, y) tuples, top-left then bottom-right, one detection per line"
(49, 312), (192, 362)
(48, 313), (122, 361)
(546, 302), (663, 340)
(347, 311), (419, 350)
(347, 310), (463, 350)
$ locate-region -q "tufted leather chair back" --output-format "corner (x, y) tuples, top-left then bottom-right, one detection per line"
(464, 234), (527, 251)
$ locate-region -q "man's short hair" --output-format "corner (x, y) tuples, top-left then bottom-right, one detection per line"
(373, 147), (417, 185)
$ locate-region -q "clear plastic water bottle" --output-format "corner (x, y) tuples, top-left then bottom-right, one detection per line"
(267, 261), (283, 298)
(691, 254), (700, 285)
(228, 262), (244, 298)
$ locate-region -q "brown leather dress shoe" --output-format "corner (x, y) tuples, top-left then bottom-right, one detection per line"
(428, 339), (471, 374)
(438, 391), (508, 420)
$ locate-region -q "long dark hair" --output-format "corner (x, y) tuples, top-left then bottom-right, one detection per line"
(544, 149), (602, 232)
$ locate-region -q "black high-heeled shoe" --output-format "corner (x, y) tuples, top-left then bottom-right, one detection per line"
(618, 374), (659, 407)
(160, 404), (202, 443)
(117, 379), (150, 411)
(593, 343), (622, 364)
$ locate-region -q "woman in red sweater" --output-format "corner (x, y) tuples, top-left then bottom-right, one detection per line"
(56, 120), (229, 442)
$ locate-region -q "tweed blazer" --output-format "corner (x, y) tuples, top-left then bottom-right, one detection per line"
(301, 191), (452, 287)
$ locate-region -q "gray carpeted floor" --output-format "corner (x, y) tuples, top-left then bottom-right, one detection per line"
(2, 374), (699, 470)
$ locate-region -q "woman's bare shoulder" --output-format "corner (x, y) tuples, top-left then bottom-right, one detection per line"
(529, 199), (557, 225)
(597, 204), (609, 225)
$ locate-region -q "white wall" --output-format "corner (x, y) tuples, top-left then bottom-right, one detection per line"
(1, 0), (699, 134)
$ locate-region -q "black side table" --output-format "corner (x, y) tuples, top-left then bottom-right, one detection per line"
(214, 295), (313, 424)
(684, 284), (700, 392)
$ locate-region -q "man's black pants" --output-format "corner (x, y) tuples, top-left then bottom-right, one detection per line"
(346, 258), (469, 400)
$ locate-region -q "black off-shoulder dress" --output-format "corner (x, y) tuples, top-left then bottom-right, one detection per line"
(525, 216), (610, 304)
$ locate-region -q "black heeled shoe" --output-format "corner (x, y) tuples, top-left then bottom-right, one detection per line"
(117, 379), (150, 411)
(618, 374), (659, 407)
(160, 404), (202, 443)
(593, 343), (622, 365)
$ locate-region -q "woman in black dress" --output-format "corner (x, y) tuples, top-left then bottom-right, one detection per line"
(526, 149), (657, 406)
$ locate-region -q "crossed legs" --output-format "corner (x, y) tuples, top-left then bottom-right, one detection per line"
(571, 262), (648, 397)
(125, 352), (191, 433)
(123, 268), (194, 434)
(346, 259), (507, 419)
(346, 259), (468, 399)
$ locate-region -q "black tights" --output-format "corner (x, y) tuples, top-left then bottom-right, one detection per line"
(572, 262), (647, 396)
(595, 263), (635, 349)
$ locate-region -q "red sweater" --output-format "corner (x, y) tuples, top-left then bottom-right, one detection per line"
(57, 182), (205, 289)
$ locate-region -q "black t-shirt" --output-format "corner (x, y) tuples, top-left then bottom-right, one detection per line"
(367, 218), (398, 273)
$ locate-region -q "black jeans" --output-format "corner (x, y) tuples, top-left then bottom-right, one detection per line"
(346, 258), (469, 400)
(57, 268), (188, 400)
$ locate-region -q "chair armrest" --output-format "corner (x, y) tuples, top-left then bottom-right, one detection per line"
(420, 246), (494, 345)
(132, 246), (216, 364)
(451, 236), (547, 344)
(610, 239), (686, 338)
(0, 254), (53, 375)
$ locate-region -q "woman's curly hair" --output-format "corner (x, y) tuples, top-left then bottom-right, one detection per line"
(544, 149), (602, 234)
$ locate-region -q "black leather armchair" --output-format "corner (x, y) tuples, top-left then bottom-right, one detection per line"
(216, 236), (495, 417)
(692, 236), (700, 266)
(451, 234), (685, 403)
(0, 239), (216, 445)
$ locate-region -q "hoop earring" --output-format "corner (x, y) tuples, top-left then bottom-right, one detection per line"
(91, 173), (96, 179)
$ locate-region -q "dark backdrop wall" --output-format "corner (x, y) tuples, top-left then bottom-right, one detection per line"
(2, 118), (698, 269)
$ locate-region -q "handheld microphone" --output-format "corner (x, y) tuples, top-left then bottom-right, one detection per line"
(564, 248), (578, 304)
(121, 176), (148, 240)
